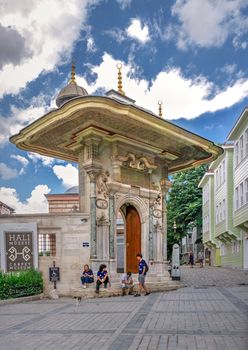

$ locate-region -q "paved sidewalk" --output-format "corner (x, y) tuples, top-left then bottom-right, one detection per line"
(181, 265), (248, 287)
(0, 267), (247, 350)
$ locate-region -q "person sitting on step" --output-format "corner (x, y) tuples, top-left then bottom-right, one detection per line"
(96, 264), (110, 293)
(121, 271), (134, 296)
(81, 264), (94, 288)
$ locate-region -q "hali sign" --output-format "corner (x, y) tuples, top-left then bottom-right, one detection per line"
(5, 231), (34, 271)
(0, 223), (38, 272)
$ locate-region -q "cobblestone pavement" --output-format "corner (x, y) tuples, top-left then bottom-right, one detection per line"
(0, 267), (248, 350)
(181, 265), (248, 287)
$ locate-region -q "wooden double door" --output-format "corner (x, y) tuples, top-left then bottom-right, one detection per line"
(125, 205), (141, 273)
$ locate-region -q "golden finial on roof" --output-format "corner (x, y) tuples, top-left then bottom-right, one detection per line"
(70, 61), (76, 84)
(116, 63), (125, 95)
(158, 100), (163, 117)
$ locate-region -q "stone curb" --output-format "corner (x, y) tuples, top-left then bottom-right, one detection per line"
(0, 293), (44, 306)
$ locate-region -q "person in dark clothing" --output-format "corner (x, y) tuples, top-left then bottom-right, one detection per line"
(96, 264), (110, 293)
(189, 251), (194, 268)
(134, 253), (150, 297)
(81, 264), (94, 288)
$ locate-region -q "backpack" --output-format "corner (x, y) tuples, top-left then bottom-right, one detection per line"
(144, 260), (149, 273)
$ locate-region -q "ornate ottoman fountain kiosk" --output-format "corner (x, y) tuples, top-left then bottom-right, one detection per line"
(9, 64), (222, 294)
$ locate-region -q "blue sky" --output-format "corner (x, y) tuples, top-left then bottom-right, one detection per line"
(0, 0), (248, 213)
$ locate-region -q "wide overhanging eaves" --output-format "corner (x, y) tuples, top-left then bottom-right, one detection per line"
(10, 96), (223, 173)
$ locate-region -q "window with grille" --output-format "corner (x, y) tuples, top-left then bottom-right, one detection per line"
(245, 178), (248, 204)
(240, 182), (244, 207)
(240, 135), (244, 161)
(235, 141), (239, 167)
(38, 234), (56, 256)
(235, 187), (239, 210)
(220, 244), (226, 256)
(222, 199), (226, 220)
(87, 144), (99, 159)
(245, 129), (248, 157)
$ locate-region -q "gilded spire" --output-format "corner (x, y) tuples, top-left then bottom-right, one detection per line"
(70, 62), (76, 84)
(116, 63), (125, 95)
(158, 100), (163, 117)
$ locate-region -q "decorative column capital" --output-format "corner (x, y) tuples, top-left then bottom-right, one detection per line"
(82, 159), (102, 183)
(160, 178), (172, 194)
(87, 170), (98, 183)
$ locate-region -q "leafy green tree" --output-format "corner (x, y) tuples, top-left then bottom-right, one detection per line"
(167, 165), (206, 257)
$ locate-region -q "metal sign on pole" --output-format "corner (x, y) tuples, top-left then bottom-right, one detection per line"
(49, 261), (60, 289)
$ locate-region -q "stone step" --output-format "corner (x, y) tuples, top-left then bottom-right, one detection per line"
(65, 276), (172, 286)
(109, 277), (172, 283)
(65, 281), (181, 299)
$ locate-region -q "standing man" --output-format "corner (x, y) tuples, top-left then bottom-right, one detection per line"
(120, 272), (134, 296)
(134, 253), (150, 297)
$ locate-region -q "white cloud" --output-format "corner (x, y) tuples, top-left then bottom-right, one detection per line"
(0, 185), (50, 213)
(116, 0), (132, 10)
(233, 35), (248, 49)
(0, 104), (47, 148)
(28, 153), (55, 167)
(19, 168), (26, 176)
(53, 164), (78, 188)
(0, 91), (58, 149)
(172, 0), (248, 49)
(105, 28), (126, 43)
(0, 0), (95, 97)
(86, 36), (97, 52)
(10, 155), (29, 175)
(10, 154), (29, 167)
(77, 53), (248, 119)
(0, 163), (18, 180)
(126, 18), (150, 43)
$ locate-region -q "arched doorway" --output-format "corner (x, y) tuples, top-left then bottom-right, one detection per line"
(117, 204), (141, 273)
(126, 205), (141, 272)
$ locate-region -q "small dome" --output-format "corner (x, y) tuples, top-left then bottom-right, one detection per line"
(56, 63), (88, 107)
(65, 186), (79, 194)
(56, 82), (88, 107)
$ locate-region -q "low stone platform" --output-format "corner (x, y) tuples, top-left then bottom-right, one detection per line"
(68, 274), (181, 299)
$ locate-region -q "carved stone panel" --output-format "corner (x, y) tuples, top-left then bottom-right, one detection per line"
(96, 199), (108, 209)
(121, 168), (150, 188)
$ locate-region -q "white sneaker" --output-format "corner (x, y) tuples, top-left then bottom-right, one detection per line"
(83, 285), (86, 289)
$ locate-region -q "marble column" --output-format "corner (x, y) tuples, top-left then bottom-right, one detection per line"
(149, 200), (154, 261)
(160, 178), (172, 261)
(78, 152), (87, 212)
(89, 173), (97, 259)
(109, 192), (115, 259)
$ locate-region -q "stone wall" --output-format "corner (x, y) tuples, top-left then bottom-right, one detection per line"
(0, 213), (90, 295)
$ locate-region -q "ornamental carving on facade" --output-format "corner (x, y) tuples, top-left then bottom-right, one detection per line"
(154, 220), (162, 231)
(96, 171), (110, 199)
(96, 198), (108, 209)
(151, 193), (162, 218)
(96, 212), (110, 226)
(117, 153), (157, 172)
(153, 209), (162, 218)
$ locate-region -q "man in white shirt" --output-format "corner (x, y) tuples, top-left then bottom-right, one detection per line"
(121, 272), (134, 296)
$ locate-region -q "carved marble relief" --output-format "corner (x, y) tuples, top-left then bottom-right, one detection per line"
(150, 193), (163, 261)
(95, 172), (111, 260)
(117, 153), (157, 173)
(96, 171), (109, 200)
(97, 212), (110, 226)
(96, 199), (108, 209)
